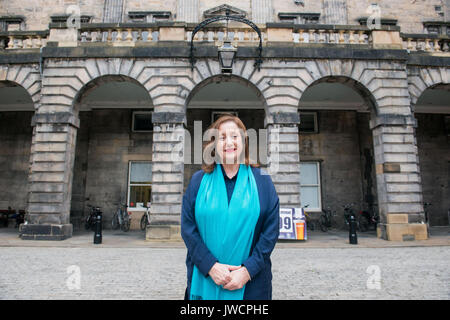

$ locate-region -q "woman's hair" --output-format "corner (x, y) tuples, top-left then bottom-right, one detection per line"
(202, 113), (260, 173)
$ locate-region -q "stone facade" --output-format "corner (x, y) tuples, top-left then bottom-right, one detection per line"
(0, 1), (449, 241)
(0, 0), (447, 33)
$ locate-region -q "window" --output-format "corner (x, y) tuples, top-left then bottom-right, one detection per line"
(132, 111), (153, 132)
(128, 161), (152, 209)
(300, 162), (322, 211)
(299, 112), (318, 133)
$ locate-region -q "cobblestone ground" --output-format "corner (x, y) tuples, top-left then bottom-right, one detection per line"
(0, 246), (449, 300)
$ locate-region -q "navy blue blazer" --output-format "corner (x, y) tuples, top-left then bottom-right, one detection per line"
(181, 164), (280, 300)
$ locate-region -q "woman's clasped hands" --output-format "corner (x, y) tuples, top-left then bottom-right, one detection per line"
(208, 262), (251, 291)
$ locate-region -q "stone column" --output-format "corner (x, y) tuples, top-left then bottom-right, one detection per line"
(322, 0), (348, 24)
(370, 114), (427, 241)
(147, 112), (186, 241)
(252, 0), (273, 24)
(20, 112), (79, 240)
(266, 112), (301, 208)
(177, 0), (199, 23)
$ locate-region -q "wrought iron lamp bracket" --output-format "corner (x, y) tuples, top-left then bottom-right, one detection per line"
(189, 15), (263, 72)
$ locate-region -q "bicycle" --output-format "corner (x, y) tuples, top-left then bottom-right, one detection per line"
(85, 205), (102, 231)
(318, 207), (336, 232)
(112, 203), (131, 232)
(140, 204), (151, 231)
(357, 203), (379, 232)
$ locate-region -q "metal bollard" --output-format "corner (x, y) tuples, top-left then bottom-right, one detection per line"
(349, 214), (358, 245)
(93, 208), (102, 244)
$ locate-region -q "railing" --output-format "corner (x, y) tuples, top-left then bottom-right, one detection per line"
(185, 24), (267, 45)
(3, 23), (450, 55)
(293, 25), (371, 45)
(401, 33), (450, 52)
(0, 31), (49, 49)
(78, 23), (160, 43)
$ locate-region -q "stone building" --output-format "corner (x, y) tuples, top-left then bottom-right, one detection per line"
(0, 0), (448, 241)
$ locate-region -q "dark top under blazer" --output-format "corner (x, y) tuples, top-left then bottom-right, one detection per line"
(181, 165), (280, 300)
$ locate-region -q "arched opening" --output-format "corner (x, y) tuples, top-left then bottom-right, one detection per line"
(184, 75), (268, 191)
(298, 76), (378, 231)
(415, 84), (450, 226)
(0, 81), (34, 230)
(71, 75), (153, 231)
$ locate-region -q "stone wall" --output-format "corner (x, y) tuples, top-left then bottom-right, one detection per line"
(71, 109), (153, 229)
(0, 0), (446, 34)
(416, 113), (450, 226)
(0, 111), (33, 211)
(298, 111), (376, 227)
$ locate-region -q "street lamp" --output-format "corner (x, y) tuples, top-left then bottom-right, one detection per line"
(218, 40), (237, 73)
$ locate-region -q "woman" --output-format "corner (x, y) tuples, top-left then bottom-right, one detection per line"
(181, 114), (280, 300)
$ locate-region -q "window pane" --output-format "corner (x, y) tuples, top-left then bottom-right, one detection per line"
(129, 186), (152, 208)
(299, 113), (316, 133)
(130, 162), (152, 184)
(301, 186), (320, 208)
(300, 163), (318, 185)
(133, 113), (153, 131)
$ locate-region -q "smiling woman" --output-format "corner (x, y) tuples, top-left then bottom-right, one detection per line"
(181, 113), (280, 300)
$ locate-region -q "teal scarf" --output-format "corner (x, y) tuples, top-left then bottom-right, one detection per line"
(190, 163), (260, 300)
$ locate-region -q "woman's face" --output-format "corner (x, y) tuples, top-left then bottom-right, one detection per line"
(216, 120), (244, 165)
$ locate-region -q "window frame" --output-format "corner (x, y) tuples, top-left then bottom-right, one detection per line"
(131, 111), (153, 133)
(300, 161), (322, 212)
(127, 161), (152, 212)
(299, 111), (319, 133)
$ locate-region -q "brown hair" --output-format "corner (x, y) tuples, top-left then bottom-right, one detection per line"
(202, 113), (260, 173)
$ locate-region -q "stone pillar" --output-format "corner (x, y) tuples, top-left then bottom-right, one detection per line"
(322, 0), (348, 24)
(266, 112), (301, 208)
(147, 112), (186, 241)
(20, 112), (79, 240)
(177, 0), (199, 23)
(370, 114), (427, 241)
(252, 0), (273, 24)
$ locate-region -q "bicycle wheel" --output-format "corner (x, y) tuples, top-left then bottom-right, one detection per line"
(111, 210), (120, 230)
(121, 217), (130, 232)
(140, 214), (148, 231)
(319, 215), (328, 232)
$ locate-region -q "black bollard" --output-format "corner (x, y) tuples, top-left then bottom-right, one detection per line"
(349, 214), (358, 245)
(93, 208), (102, 244)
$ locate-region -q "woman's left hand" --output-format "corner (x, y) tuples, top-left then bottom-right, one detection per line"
(222, 266), (251, 291)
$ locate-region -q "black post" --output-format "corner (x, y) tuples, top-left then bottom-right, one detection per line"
(94, 209), (102, 244)
(349, 214), (358, 245)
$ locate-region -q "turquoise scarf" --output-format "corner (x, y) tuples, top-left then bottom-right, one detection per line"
(190, 163), (260, 300)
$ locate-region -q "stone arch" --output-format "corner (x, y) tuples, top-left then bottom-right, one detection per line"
(184, 72), (269, 112)
(0, 64), (41, 106)
(408, 66), (450, 107)
(72, 74), (153, 114)
(301, 75), (379, 116)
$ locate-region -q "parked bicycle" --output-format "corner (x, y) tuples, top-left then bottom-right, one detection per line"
(112, 203), (131, 232)
(357, 203), (379, 232)
(85, 205), (102, 231)
(318, 207), (336, 232)
(140, 204), (151, 231)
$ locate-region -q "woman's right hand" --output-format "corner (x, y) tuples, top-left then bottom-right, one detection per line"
(208, 262), (240, 286)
